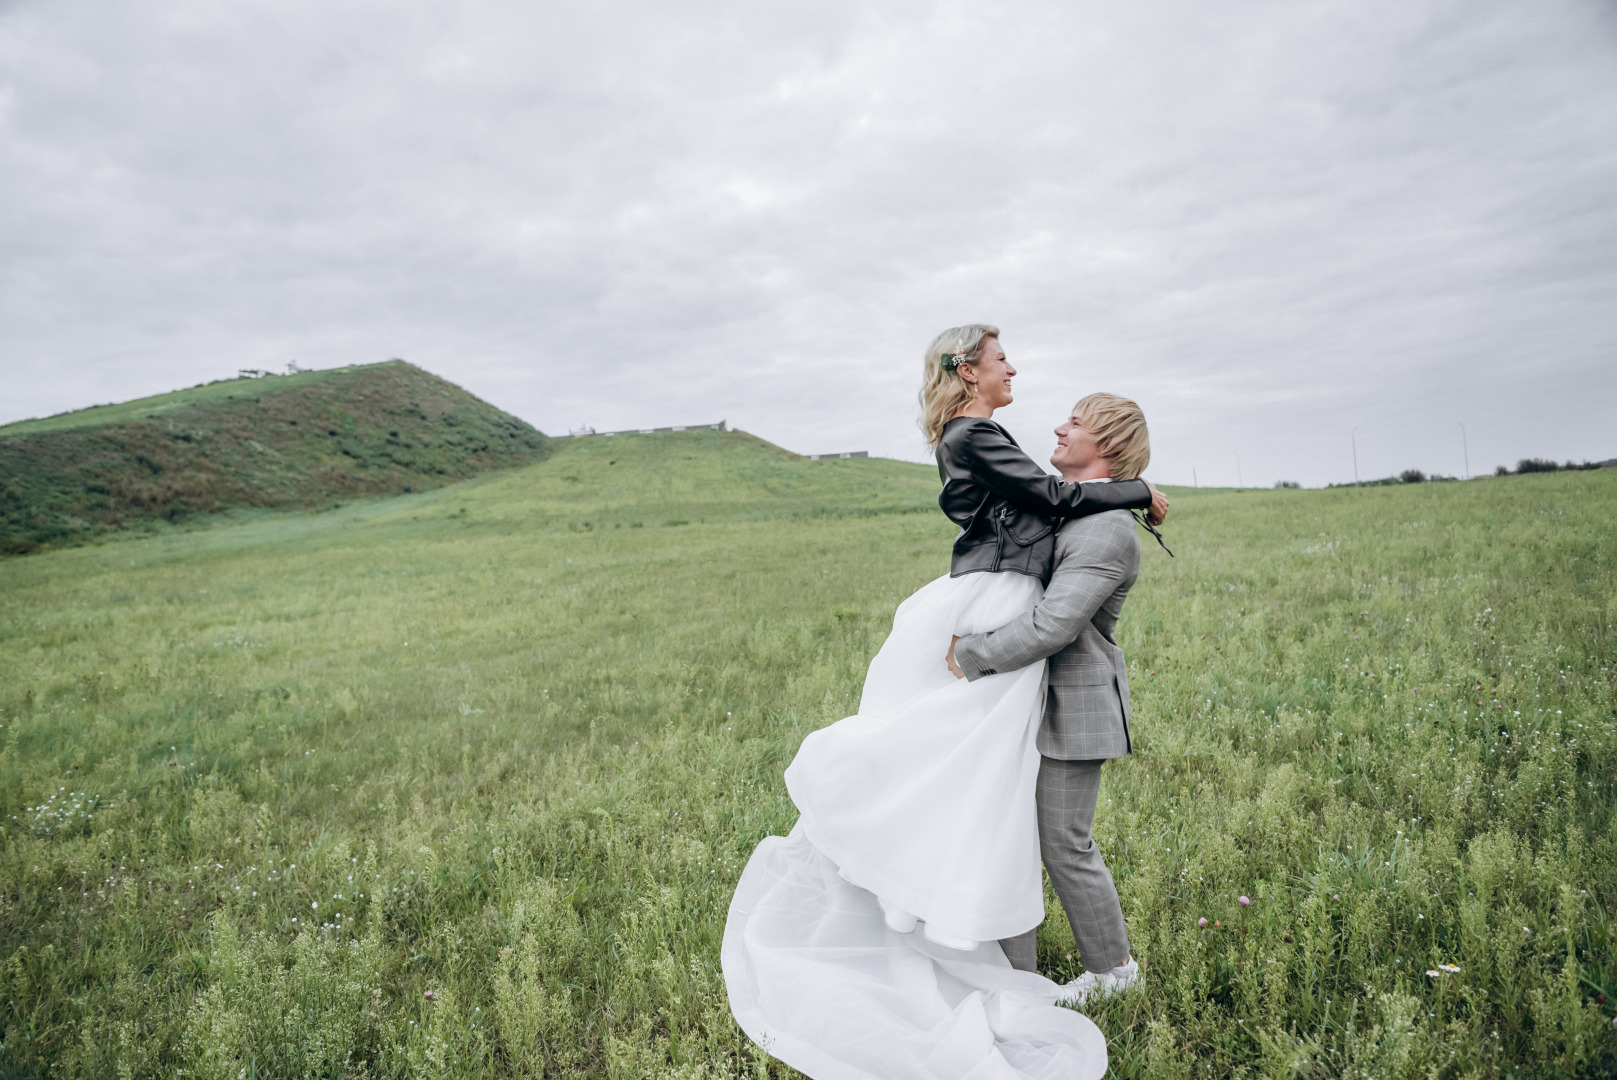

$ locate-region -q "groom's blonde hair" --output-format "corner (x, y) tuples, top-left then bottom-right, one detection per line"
(1074, 393), (1151, 480)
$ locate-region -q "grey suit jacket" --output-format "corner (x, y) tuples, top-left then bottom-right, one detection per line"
(953, 507), (1139, 760)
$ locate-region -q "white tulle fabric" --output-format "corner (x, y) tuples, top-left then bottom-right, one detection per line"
(722, 572), (1109, 1079)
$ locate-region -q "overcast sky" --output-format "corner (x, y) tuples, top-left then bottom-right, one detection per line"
(3, 0), (1614, 486)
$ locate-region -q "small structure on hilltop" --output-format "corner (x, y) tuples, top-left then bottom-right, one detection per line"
(809, 450), (869, 460)
(558, 421), (727, 438)
(237, 362), (303, 378)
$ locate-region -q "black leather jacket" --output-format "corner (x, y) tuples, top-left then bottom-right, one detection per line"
(936, 416), (1152, 581)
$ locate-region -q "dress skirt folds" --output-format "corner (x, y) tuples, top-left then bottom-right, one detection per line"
(721, 571), (1109, 1079)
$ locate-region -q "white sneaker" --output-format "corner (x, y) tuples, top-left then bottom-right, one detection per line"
(877, 895), (918, 935)
(1055, 958), (1140, 1005)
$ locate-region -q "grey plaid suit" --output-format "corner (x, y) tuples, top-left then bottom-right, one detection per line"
(953, 506), (1139, 973)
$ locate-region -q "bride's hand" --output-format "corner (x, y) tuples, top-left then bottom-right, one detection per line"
(1145, 481), (1170, 526)
(946, 635), (965, 679)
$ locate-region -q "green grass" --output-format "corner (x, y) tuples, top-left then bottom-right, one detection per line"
(1, 432), (1612, 1078)
(0, 361), (549, 555)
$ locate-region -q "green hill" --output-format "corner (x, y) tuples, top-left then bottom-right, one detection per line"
(0, 361), (550, 553)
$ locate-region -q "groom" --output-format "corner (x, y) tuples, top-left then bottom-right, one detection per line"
(946, 391), (1154, 1000)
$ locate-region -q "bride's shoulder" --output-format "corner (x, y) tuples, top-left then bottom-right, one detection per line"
(939, 415), (1008, 451)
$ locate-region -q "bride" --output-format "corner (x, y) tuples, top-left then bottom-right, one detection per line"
(722, 325), (1163, 1079)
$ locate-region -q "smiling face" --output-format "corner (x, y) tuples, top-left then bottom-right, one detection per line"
(1050, 409), (1112, 481)
(959, 336), (1015, 410)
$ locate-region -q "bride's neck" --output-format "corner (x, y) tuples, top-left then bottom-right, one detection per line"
(953, 401), (996, 421)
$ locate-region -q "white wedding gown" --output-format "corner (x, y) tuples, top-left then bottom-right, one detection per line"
(722, 571), (1109, 1079)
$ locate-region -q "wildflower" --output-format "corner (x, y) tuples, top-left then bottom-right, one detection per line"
(424, 989), (435, 1000)
(1198, 917), (1208, 928)
(1239, 896), (1251, 907)
(1438, 964), (1460, 973)
(312, 901), (319, 909)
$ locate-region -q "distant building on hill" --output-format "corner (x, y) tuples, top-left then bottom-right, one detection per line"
(808, 450), (869, 460)
(557, 421), (726, 438)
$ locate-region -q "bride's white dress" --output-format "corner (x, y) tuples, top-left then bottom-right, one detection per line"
(722, 571), (1109, 1079)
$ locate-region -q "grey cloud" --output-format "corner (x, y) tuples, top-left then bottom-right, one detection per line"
(2, 0), (1614, 486)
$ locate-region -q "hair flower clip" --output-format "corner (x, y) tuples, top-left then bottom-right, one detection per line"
(939, 353), (961, 371)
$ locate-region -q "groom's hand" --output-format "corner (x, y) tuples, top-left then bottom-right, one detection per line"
(1145, 481), (1170, 526)
(946, 635), (965, 679)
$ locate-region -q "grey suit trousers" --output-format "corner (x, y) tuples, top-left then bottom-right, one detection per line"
(999, 757), (1131, 974)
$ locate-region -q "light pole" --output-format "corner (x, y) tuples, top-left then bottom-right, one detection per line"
(1459, 423), (1470, 479)
(1352, 428), (1360, 487)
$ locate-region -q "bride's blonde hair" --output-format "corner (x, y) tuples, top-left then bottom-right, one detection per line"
(917, 324), (1000, 448)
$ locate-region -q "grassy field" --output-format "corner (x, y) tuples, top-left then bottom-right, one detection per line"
(1, 430), (1613, 1079)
